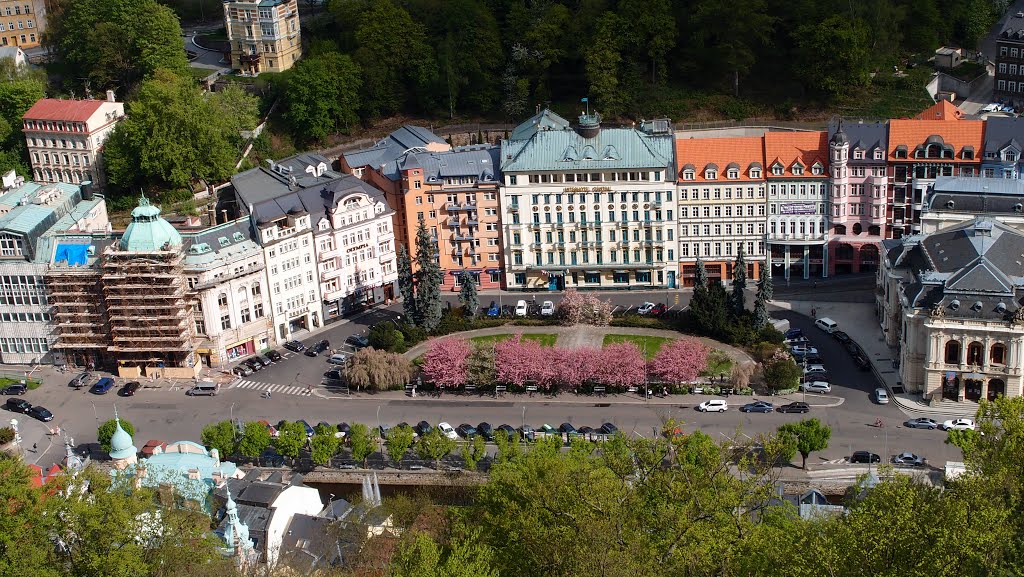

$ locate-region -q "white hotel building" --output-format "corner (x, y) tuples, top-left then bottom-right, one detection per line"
(499, 109), (678, 290)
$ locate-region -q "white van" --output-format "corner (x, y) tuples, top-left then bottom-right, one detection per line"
(187, 381), (219, 396)
(815, 317), (838, 333)
(515, 300), (528, 316)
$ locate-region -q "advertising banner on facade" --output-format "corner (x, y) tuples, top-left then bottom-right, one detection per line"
(780, 203), (817, 215)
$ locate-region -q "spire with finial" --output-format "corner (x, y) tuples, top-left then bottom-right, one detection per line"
(109, 406), (138, 463)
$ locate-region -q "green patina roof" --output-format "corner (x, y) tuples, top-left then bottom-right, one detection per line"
(119, 195), (182, 252)
(501, 109), (673, 173)
(109, 413), (137, 460)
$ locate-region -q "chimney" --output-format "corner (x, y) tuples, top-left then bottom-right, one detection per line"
(105, 89), (115, 103)
(80, 180), (94, 201)
(221, 209), (228, 223)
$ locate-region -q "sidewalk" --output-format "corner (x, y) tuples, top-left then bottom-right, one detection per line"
(775, 300), (976, 418)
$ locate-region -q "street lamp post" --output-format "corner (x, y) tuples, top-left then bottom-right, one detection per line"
(521, 406), (526, 430)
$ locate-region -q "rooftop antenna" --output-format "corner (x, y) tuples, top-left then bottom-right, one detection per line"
(582, 97), (589, 116)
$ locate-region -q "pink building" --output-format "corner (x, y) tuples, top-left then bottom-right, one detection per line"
(827, 120), (888, 275)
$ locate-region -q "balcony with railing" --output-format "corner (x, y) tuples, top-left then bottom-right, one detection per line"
(765, 232), (828, 243)
(452, 232), (475, 242)
(507, 203), (519, 212)
(445, 203), (477, 212)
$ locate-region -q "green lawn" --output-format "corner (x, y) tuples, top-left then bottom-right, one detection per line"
(602, 334), (674, 359)
(188, 67), (217, 80)
(0, 376), (40, 390)
(469, 333), (558, 347)
(700, 350), (734, 379)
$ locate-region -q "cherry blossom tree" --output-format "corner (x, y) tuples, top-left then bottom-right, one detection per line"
(495, 334), (534, 387)
(421, 338), (471, 388)
(650, 338), (710, 385)
(556, 347), (598, 389)
(594, 342), (647, 387)
(556, 289), (613, 326)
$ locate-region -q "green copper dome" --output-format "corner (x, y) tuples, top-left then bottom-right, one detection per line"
(119, 195), (183, 252)
(109, 412), (137, 460)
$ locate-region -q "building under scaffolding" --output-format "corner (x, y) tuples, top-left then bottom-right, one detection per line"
(46, 197), (200, 378)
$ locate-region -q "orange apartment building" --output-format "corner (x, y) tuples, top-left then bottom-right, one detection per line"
(887, 101), (984, 237)
(341, 127), (505, 291)
(676, 136), (767, 287)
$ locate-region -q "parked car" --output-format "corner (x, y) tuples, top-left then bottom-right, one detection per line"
(5, 398), (31, 413)
(26, 405), (53, 422)
(559, 422), (579, 437)
(335, 422), (350, 436)
(232, 365), (253, 377)
(486, 301), (500, 317)
(599, 422), (619, 436)
(697, 399), (729, 412)
(265, 350), (283, 362)
(518, 424), (536, 441)
(843, 341), (860, 355)
(650, 303), (668, 316)
(851, 352), (871, 370)
(892, 452), (925, 466)
(777, 402), (810, 414)
(515, 300), (528, 317)
(283, 340), (305, 352)
(539, 424), (559, 438)
(455, 423), (477, 438)
(905, 417), (939, 430)
(801, 381), (832, 394)
(438, 422), (458, 440)
(942, 418), (976, 431)
(323, 369), (343, 381)
(327, 353), (348, 365)
(89, 377), (115, 395)
(578, 426), (598, 439)
(305, 339), (330, 357)
(242, 358), (262, 372)
(540, 301), (555, 316)
(345, 335), (370, 349)
(873, 388), (890, 404)
(802, 364), (827, 375)
(850, 451), (881, 464)
(802, 353), (823, 365)
(637, 302), (656, 315)
(119, 381), (141, 397)
(1, 383), (27, 395)
(740, 401), (775, 413)
(476, 422), (495, 441)
(69, 372), (92, 388)
(785, 335), (810, 346)
(784, 328), (803, 340)
(255, 354), (273, 367)
(414, 421), (433, 436)
(258, 420), (278, 438)
(790, 345), (818, 358)
(496, 424), (517, 439)
(802, 372), (832, 383)
(831, 331), (852, 345)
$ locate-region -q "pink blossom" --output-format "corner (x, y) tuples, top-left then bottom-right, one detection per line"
(421, 338), (471, 388)
(650, 339), (710, 384)
(594, 342), (647, 387)
(495, 334), (534, 387)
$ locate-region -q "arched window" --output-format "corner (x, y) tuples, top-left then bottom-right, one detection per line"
(251, 282), (261, 296)
(944, 340), (961, 364)
(990, 343), (1007, 365)
(217, 292), (228, 308)
(967, 341), (984, 365)
(852, 223), (862, 235)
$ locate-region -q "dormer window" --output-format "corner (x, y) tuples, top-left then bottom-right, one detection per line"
(811, 163), (823, 175)
(727, 169), (739, 179)
(894, 146), (908, 159)
(1004, 151), (1017, 162)
(874, 149), (883, 160)
(682, 170), (694, 180)
(705, 170), (717, 180)
(771, 164), (784, 176)
(792, 164), (804, 176)
(853, 149), (864, 159)
(750, 168), (761, 179)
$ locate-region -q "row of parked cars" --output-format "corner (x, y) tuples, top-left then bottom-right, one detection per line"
(4, 397), (53, 422)
(66, 373), (142, 397)
(232, 334), (372, 378)
(262, 418), (623, 443)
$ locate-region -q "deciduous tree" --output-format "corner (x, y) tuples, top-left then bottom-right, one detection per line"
(761, 350), (801, 392)
(343, 348), (412, 391)
(795, 16), (872, 98)
(421, 338), (471, 388)
(199, 420), (236, 458)
(594, 342), (647, 388)
(585, 12), (625, 115)
(310, 424), (340, 466)
(274, 421), (307, 461)
(238, 421), (271, 460)
(777, 418), (831, 469)
(461, 434), (487, 471)
(348, 422), (375, 467)
(416, 427), (455, 467)
(650, 338), (709, 385)
(390, 529), (499, 577)
(284, 49), (362, 142)
(556, 289), (612, 326)
(386, 424), (416, 465)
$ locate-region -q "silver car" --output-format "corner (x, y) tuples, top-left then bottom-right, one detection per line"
(892, 452), (924, 466)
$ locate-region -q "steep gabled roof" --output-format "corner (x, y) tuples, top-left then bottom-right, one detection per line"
(888, 104), (983, 162)
(914, 100), (965, 121)
(763, 131), (829, 179)
(676, 136), (766, 183)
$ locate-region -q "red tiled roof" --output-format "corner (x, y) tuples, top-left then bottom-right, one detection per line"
(888, 117), (983, 162)
(676, 136), (766, 183)
(763, 131), (829, 179)
(913, 100), (964, 121)
(23, 99), (108, 122)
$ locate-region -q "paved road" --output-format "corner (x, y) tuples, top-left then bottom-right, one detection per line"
(4, 278), (960, 474)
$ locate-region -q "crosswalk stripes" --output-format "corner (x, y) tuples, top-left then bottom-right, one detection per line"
(822, 458), (848, 465)
(230, 379), (312, 396)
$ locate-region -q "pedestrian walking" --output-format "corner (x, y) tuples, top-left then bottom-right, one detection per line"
(32, 442), (37, 452)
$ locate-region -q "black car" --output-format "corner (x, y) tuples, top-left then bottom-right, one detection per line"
(578, 426), (598, 439)
(476, 422), (494, 441)
(232, 364), (253, 377)
(496, 424), (517, 439)
(802, 353), (823, 365)
(456, 423), (477, 438)
(346, 334), (370, 349)
(27, 405), (53, 422)
(323, 369), (343, 381)
(777, 402), (810, 414)
(414, 421), (433, 436)
(599, 422), (619, 436)
(283, 340), (306, 352)
(851, 352), (871, 370)
(253, 355), (272, 368)
(740, 401), (775, 413)
(850, 451), (881, 464)
(305, 339), (330, 357)
(5, 398), (31, 413)
(119, 381), (141, 396)
(1, 383), (27, 395)
(802, 372), (831, 384)
(265, 350), (283, 362)
(844, 341), (861, 355)
(240, 359), (262, 372)
(69, 372), (92, 388)
(559, 422), (579, 437)
(831, 331), (852, 345)
(336, 422), (351, 435)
